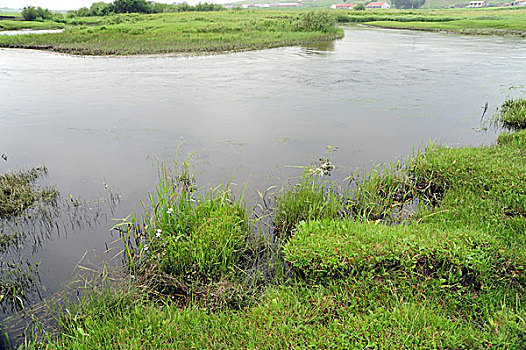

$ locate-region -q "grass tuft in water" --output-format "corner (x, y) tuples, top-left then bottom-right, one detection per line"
(495, 97), (526, 130)
(0, 167), (56, 218)
(274, 172), (342, 240)
(116, 162), (256, 304)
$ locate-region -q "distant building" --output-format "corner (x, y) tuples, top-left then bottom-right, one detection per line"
(330, 3), (357, 9)
(513, 0), (526, 5)
(467, 1), (487, 7)
(242, 1), (301, 7)
(274, 2), (302, 6)
(366, 2), (391, 9)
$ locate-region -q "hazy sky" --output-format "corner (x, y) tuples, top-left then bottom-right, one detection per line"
(0, 0), (230, 10)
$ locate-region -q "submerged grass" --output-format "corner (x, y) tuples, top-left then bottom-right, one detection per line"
(21, 100), (526, 348)
(0, 167), (56, 218)
(0, 11), (343, 55)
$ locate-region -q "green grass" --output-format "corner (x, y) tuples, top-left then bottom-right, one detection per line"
(0, 11), (343, 55)
(24, 280), (526, 349)
(360, 8), (526, 35)
(494, 98), (526, 130)
(114, 163), (258, 306)
(274, 173), (342, 239)
(21, 103), (526, 348)
(0, 20), (64, 31)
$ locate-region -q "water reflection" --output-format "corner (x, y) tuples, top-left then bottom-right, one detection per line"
(0, 181), (119, 314)
(301, 40), (336, 55)
(0, 29), (64, 36)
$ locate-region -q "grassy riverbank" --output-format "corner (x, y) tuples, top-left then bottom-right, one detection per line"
(354, 7), (526, 36)
(20, 102), (526, 349)
(0, 11), (343, 55)
(0, 20), (64, 31)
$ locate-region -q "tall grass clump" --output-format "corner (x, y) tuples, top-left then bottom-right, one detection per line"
(295, 11), (338, 33)
(495, 98), (526, 130)
(274, 172), (342, 239)
(118, 163), (254, 298)
(347, 164), (414, 222)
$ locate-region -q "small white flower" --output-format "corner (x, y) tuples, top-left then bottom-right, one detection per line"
(156, 229), (162, 238)
(166, 207), (173, 214)
(143, 246), (149, 251)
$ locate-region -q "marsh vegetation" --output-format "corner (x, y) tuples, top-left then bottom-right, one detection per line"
(353, 7), (526, 35)
(20, 97), (526, 348)
(0, 11), (343, 55)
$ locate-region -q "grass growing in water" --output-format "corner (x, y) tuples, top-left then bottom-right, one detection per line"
(274, 173), (342, 239)
(494, 98), (526, 130)
(0, 167), (56, 218)
(116, 163), (257, 306)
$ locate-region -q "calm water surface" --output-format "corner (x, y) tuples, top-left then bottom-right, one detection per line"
(1, 26), (525, 339)
(0, 29), (64, 36)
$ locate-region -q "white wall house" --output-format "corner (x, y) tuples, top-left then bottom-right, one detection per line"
(330, 3), (357, 9)
(467, 1), (487, 7)
(366, 2), (391, 9)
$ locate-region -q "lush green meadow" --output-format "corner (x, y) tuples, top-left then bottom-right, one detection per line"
(354, 7), (526, 35)
(0, 11), (342, 55)
(18, 102), (526, 349)
(2, 7), (526, 55)
(0, 20), (64, 31)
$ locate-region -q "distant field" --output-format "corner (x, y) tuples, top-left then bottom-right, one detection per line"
(228, 0), (503, 9)
(359, 7), (526, 35)
(0, 20), (64, 31)
(0, 11), (343, 55)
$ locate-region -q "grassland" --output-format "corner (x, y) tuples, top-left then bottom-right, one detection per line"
(20, 99), (526, 349)
(354, 7), (526, 35)
(0, 11), (64, 31)
(0, 11), (343, 55)
(0, 20), (64, 31)
(2, 7), (525, 55)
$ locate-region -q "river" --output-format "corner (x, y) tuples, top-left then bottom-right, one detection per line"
(0, 25), (525, 344)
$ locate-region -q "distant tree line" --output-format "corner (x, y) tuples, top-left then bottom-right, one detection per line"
(21, 6), (53, 20)
(70, 0), (224, 17)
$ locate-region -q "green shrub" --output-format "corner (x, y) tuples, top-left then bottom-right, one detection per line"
(355, 3), (366, 10)
(495, 98), (526, 130)
(21, 7), (39, 21)
(295, 11), (337, 33)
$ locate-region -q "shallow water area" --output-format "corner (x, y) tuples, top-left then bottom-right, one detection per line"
(0, 29), (64, 36)
(1, 25), (526, 345)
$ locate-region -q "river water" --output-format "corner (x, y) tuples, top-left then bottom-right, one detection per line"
(1, 26), (525, 341)
(0, 29), (64, 36)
